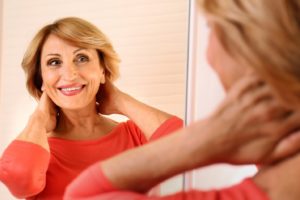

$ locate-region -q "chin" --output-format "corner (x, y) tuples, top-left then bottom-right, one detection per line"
(58, 102), (90, 111)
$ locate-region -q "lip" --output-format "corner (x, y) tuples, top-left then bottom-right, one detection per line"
(58, 84), (85, 96)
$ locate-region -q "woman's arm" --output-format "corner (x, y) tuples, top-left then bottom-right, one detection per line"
(65, 76), (300, 199)
(17, 91), (57, 150)
(97, 81), (179, 139)
(0, 141), (50, 198)
(63, 122), (274, 200)
(64, 121), (213, 199)
(0, 92), (55, 198)
(65, 174), (268, 200)
(100, 76), (300, 192)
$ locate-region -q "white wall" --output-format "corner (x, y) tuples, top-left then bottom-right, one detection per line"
(185, 0), (257, 190)
(0, 0), (188, 198)
(0, 0), (2, 108)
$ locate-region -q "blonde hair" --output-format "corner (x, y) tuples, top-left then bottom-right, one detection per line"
(22, 17), (120, 99)
(198, 0), (300, 105)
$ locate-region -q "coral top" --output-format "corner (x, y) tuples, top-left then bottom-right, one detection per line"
(64, 162), (269, 200)
(0, 116), (183, 200)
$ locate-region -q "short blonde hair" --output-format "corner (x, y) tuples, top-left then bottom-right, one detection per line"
(22, 17), (120, 99)
(198, 0), (300, 105)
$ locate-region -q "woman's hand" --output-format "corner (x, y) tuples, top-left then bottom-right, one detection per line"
(96, 81), (124, 115)
(96, 81), (174, 139)
(34, 91), (58, 133)
(16, 91), (57, 151)
(197, 75), (300, 165)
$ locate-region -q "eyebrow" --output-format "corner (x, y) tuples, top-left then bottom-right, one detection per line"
(73, 48), (86, 54)
(46, 48), (86, 57)
(46, 53), (60, 57)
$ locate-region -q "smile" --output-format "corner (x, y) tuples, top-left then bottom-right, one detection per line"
(58, 85), (85, 96)
(61, 86), (82, 92)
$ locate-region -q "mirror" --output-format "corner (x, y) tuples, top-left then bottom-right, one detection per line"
(0, 0), (188, 198)
(184, 0), (257, 191)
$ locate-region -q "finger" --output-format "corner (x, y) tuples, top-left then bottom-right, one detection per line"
(40, 91), (52, 104)
(239, 83), (274, 110)
(276, 110), (300, 137)
(39, 91), (58, 112)
(267, 130), (300, 163)
(253, 108), (297, 142)
(227, 74), (264, 101)
(240, 96), (289, 127)
(38, 92), (47, 104)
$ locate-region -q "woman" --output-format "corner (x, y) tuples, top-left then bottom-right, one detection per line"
(64, 0), (300, 199)
(0, 17), (182, 199)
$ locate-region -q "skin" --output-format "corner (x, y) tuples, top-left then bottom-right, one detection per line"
(99, 75), (300, 193)
(254, 152), (300, 200)
(17, 34), (173, 149)
(206, 25), (247, 91)
(64, 26), (300, 199)
(39, 34), (115, 141)
(8, 30), (178, 198)
(41, 34), (106, 110)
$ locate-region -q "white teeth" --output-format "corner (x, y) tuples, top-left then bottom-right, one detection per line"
(61, 86), (82, 92)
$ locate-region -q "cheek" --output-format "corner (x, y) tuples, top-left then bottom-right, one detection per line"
(41, 69), (57, 87)
(206, 31), (219, 72)
(206, 39), (223, 80)
(90, 65), (105, 83)
(85, 67), (104, 87)
(205, 32), (232, 90)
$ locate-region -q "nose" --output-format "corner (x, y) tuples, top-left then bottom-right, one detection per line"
(62, 62), (78, 81)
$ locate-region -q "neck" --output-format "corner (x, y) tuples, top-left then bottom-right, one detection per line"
(55, 102), (103, 137)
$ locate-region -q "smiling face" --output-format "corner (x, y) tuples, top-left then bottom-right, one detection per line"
(40, 34), (105, 110)
(206, 25), (248, 92)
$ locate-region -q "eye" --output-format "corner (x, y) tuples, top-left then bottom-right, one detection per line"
(47, 58), (62, 67)
(75, 54), (89, 63)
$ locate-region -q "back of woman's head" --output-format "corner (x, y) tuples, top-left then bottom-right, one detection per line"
(198, 0), (300, 106)
(22, 17), (120, 99)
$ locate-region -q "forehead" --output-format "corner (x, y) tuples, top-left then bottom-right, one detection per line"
(41, 34), (97, 56)
(42, 34), (77, 53)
